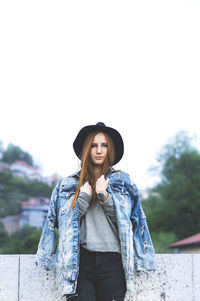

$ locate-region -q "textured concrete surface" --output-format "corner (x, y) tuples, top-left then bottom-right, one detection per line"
(193, 255), (200, 301)
(0, 254), (200, 301)
(20, 255), (62, 301)
(0, 255), (19, 301)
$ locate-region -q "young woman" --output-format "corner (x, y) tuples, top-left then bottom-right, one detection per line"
(35, 122), (156, 301)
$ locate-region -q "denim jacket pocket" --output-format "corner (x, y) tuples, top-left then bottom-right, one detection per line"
(58, 186), (77, 220)
(58, 183), (77, 208)
(59, 190), (76, 200)
(110, 182), (129, 195)
(59, 183), (77, 197)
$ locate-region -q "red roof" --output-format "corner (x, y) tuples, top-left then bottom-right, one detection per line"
(170, 233), (200, 248)
(21, 197), (50, 207)
(12, 161), (39, 170)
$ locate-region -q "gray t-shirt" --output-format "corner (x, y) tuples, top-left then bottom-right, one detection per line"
(78, 191), (121, 253)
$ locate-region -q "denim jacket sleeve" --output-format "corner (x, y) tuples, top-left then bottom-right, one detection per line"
(35, 178), (62, 270)
(127, 182), (157, 271)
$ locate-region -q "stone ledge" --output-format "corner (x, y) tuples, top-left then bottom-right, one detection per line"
(0, 254), (199, 301)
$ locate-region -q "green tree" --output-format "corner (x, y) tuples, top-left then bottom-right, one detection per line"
(2, 143), (33, 166)
(151, 231), (177, 253)
(0, 140), (3, 159)
(0, 225), (42, 254)
(143, 131), (200, 241)
(0, 225), (58, 254)
(0, 171), (53, 218)
(0, 222), (9, 248)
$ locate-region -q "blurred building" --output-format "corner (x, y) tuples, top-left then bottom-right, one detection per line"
(1, 160), (61, 185)
(0, 161), (10, 172)
(0, 197), (50, 234)
(10, 161), (42, 181)
(169, 233), (200, 254)
(139, 188), (160, 201)
(42, 173), (61, 186)
(20, 197), (50, 229)
(139, 188), (151, 200)
(0, 215), (20, 235)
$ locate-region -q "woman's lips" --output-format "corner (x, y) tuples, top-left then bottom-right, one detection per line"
(95, 157), (104, 160)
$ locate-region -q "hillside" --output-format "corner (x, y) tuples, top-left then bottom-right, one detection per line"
(0, 170), (53, 218)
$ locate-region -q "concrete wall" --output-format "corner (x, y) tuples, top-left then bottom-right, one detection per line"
(0, 215), (20, 235)
(0, 254), (200, 301)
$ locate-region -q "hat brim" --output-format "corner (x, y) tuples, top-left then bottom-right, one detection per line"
(73, 124), (124, 165)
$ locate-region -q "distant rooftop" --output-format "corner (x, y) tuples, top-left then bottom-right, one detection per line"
(21, 205), (49, 211)
(12, 160), (39, 170)
(21, 197), (50, 208)
(170, 233), (200, 248)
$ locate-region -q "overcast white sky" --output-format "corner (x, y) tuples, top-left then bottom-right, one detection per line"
(0, 0), (199, 189)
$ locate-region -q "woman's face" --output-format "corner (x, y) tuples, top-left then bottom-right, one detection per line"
(90, 132), (108, 166)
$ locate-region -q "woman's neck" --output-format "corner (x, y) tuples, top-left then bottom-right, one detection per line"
(93, 166), (102, 178)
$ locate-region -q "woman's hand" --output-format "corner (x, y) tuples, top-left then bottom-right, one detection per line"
(80, 181), (92, 197)
(95, 175), (109, 194)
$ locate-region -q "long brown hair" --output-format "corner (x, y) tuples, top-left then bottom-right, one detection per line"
(71, 131), (115, 210)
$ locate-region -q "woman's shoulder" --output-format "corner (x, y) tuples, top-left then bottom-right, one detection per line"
(55, 171), (80, 189)
(109, 169), (136, 186)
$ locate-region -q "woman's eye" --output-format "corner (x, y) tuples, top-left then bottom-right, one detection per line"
(91, 143), (107, 148)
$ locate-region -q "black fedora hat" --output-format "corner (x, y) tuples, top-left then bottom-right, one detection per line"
(73, 122), (124, 165)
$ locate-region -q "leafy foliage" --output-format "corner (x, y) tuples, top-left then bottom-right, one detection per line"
(2, 143), (33, 165)
(0, 222), (9, 247)
(0, 225), (42, 254)
(0, 140), (3, 158)
(0, 171), (53, 218)
(0, 224), (59, 254)
(143, 131), (200, 244)
(151, 231), (177, 254)
(0, 141), (57, 254)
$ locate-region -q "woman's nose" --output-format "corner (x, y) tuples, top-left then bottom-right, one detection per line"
(97, 145), (102, 153)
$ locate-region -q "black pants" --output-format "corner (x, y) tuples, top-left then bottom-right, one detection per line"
(66, 246), (126, 301)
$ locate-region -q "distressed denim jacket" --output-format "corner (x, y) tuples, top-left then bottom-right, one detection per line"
(35, 169), (156, 297)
